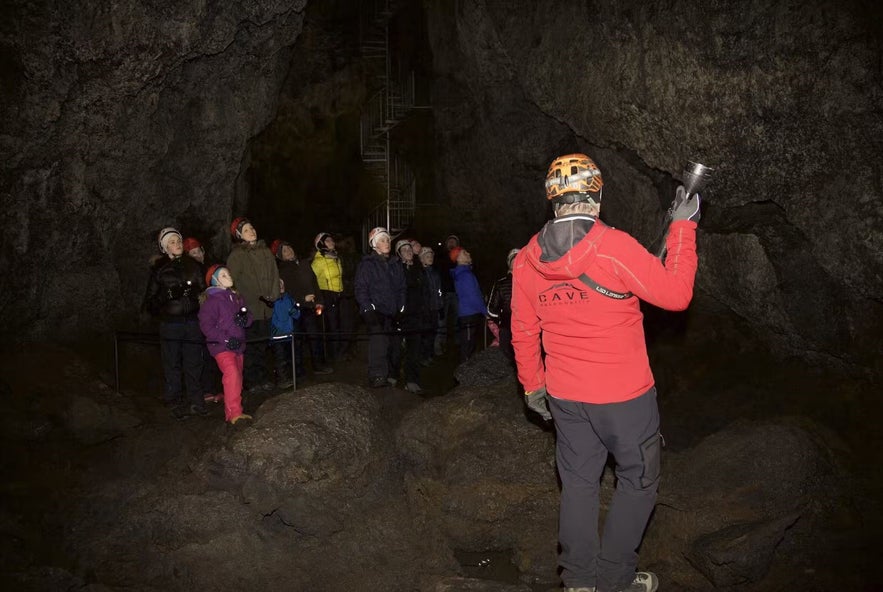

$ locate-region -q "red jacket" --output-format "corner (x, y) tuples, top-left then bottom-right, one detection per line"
(511, 215), (697, 404)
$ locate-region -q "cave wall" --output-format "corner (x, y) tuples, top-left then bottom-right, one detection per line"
(3, 0), (881, 372)
(1, 0), (306, 338)
(422, 0), (883, 369)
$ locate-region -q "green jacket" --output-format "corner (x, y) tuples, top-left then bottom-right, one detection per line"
(227, 241), (280, 321)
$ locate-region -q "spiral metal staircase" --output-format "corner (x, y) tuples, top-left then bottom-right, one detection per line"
(358, 0), (427, 249)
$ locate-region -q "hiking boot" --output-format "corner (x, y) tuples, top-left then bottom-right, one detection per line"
(369, 376), (387, 388)
(277, 377), (294, 389)
(405, 382), (424, 394)
(230, 413), (253, 425)
(386, 377), (398, 387)
(314, 366), (334, 375)
(169, 404), (191, 421)
(616, 572), (658, 592)
(204, 393), (223, 403)
(190, 404), (208, 417)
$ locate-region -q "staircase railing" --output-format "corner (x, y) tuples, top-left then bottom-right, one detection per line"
(358, 0), (422, 250)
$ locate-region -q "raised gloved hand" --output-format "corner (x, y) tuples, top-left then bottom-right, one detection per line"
(226, 337), (241, 351)
(314, 303), (324, 315)
(670, 185), (701, 222)
(524, 386), (552, 421)
(259, 296), (275, 308)
(234, 307), (249, 327)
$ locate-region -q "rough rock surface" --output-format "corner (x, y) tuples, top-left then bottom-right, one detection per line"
(397, 378), (560, 581)
(644, 419), (847, 589)
(0, 345), (870, 591)
(453, 346), (518, 387)
(66, 383), (457, 591)
(4, 0), (881, 375)
(422, 0), (883, 370)
(1, 0), (306, 338)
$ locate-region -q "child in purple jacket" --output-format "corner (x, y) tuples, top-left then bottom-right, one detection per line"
(198, 265), (254, 424)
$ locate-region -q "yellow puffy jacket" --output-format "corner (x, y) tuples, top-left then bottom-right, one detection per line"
(311, 252), (343, 292)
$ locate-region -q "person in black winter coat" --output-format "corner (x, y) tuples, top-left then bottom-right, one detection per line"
(272, 240), (334, 378)
(143, 227), (207, 419)
(418, 246), (443, 364)
(354, 227), (406, 388)
(434, 233), (460, 356)
(392, 239), (425, 393)
(487, 248), (520, 361)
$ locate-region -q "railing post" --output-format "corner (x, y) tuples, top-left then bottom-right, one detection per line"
(291, 331), (297, 391)
(114, 331), (121, 394)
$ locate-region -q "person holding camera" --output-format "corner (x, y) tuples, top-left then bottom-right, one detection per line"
(143, 227), (207, 419)
(198, 265), (253, 424)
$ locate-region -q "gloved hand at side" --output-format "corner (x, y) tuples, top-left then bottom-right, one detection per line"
(226, 337), (241, 351)
(671, 185), (701, 222)
(525, 386), (552, 421)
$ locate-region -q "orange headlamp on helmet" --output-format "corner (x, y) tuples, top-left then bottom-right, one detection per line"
(545, 153), (603, 202)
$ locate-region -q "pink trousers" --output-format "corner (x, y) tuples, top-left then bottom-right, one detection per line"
(214, 351), (244, 422)
(487, 319), (500, 347)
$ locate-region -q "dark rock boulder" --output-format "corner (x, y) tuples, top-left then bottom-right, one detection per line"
(644, 419), (848, 588)
(453, 346), (518, 387)
(66, 383), (457, 591)
(397, 379), (560, 581)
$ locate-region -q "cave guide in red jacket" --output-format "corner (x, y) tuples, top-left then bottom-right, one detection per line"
(511, 153), (701, 592)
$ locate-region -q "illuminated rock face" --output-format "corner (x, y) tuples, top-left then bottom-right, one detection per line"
(421, 0), (883, 369)
(4, 0), (881, 370)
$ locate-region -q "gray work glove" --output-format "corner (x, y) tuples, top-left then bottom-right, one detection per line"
(670, 185), (701, 222)
(525, 386), (552, 421)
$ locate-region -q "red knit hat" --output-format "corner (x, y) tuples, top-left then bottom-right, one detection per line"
(269, 239), (282, 256)
(449, 246), (463, 263)
(205, 264), (222, 287)
(183, 237), (201, 252)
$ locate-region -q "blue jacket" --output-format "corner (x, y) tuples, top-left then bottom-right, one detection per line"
(270, 292), (301, 337)
(451, 264), (487, 317)
(354, 252), (406, 316)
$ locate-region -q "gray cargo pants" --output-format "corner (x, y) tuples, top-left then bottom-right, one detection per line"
(549, 387), (661, 592)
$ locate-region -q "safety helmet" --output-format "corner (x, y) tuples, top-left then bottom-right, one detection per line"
(230, 217), (250, 238)
(314, 232), (332, 252)
(157, 227), (182, 254)
(545, 153), (603, 202)
(368, 227), (390, 248)
(394, 239), (413, 255)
